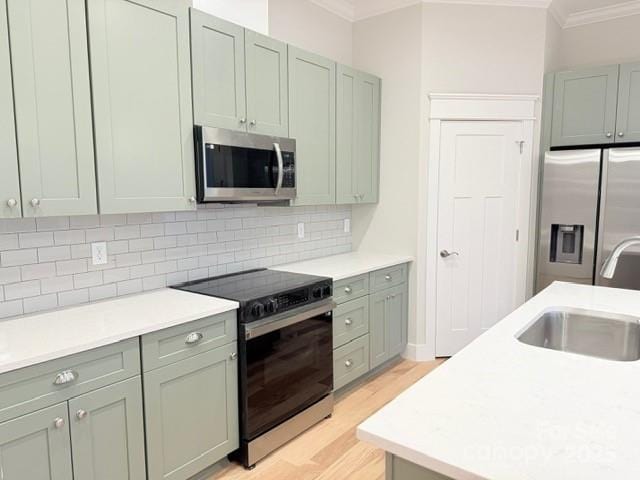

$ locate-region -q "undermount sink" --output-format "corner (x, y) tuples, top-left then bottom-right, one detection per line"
(517, 308), (640, 361)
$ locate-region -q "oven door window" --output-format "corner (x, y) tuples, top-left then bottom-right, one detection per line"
(205, 144), (278, 189)
(244, 313), (332, 440)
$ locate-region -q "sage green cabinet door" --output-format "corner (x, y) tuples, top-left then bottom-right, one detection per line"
(387, 284), (408, 358)
(369, 290), (389, 369)
(551, 65), (619, 147)
(69, 377), (146, 480)
(0, 0), (21, 219)
(8, 0), (97, 217)
(144, 343), (239, 480)
(89, 0), (196, 214)
(355, 72), (381, 204)
(336, 65), (358, 204)
(245, 30), (289, 137)
(191, 9), (247, 131)
(289, 47), (336, 205)
(0, 402), (73, 480)
(616, 62), (640, 143)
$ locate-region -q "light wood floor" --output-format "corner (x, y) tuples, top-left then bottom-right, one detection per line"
(208, 358), (445, 480)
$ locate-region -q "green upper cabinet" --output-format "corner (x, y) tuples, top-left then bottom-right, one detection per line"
(7, 0), (97, 217)
(0, 402), (73, 480)
(0, 0), (20, 219)
(191, 9), (246, 131)
(336, 65), (380, 204)
(69, 377), (146, 480)
(245, 30), (289, 137)
(88, 0), (196, 214)
(616, 62), (640, 143)
(289, 47), (336, 205)
(551, 65), (620, 147)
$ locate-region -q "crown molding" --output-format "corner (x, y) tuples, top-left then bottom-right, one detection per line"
(563, 0), (640, 28)
(353, 0), (420, 21)
(309, 0), (355, 21)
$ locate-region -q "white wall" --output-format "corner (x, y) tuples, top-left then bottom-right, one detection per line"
(544, 11), (563, 72)
(268, 0), (353, 65)
(559, 14), (640, 69)
(351, 5), (424, 351)
(193, 0), (269, 33)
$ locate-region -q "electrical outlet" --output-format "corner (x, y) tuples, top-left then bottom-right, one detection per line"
(91, 242), (108, 265)
(297, 222), (305, 239)
(344, 219), (351, 233)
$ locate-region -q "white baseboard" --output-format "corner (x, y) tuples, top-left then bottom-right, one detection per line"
(403, 342), (435, 362)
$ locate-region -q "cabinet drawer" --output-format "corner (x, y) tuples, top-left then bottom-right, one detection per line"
(370, 264), (407, 292)
(333, 335), (369, 391)
(0, 338), (140, 424)
(142, 310), (237, 372)
(334, 274), (369, 304)
(333, 297), (369, 349)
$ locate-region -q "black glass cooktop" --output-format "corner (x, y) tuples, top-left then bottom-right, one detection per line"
(172, 268), (330, 303)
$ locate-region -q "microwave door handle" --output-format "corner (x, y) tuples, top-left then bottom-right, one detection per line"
(274, 142), (284, 195)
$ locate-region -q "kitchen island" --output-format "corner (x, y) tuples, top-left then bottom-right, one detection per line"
(357, 282), (640, 479)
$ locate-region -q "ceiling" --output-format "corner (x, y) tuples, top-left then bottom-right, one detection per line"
(311, 0), (640, 28)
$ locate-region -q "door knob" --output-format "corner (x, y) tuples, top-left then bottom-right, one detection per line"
(440, 250), (459, 258)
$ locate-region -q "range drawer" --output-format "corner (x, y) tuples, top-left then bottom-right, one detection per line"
(333, 335), (370, 391)
(0, 338), (140, 424)
(370, 264), (407, 292)
(334, 274), (369, 304)
(142, 310), (237, 372)
(333, 297), (369, 349)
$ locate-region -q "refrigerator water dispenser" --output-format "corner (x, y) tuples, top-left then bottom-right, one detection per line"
(550, 224), (584, 264)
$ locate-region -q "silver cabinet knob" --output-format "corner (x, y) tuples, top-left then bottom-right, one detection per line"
(188, 196), (196, 203)
(606, 132), (613, 138)
(345, 318), (353, 326)
(359, 194), (364, 201)
(185, 332), (204, 345)
(76, 409), (88, 420)
(6, 198), (17, 208)
(353, 194), (359, 200)
(618, 132), (625, 137)
(344, 286), (352, 294)
(30, 198), (40, 207)
(345, 359), (353, 368)
(239, 118), (247, 124)
(385, 274), (392, 281)
(440, 250), (460, 258)
(230, 352), (238, 360)
(250, 120), (256, 126)
(53, 369), (78, 385)
(54, 417), (65, 429)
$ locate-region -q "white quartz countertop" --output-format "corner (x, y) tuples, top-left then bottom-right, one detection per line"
(357, 282), (640, 480)
(0, 289), (238, 375)
(273, 252), (414, 280)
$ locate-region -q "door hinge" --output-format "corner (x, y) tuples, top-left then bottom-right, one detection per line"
(516, 141), (525, 154)
(516, 229), (520, 242)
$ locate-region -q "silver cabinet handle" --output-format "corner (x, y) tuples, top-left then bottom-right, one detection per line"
(440, 250), (459, 258)
(188, 196), (196, 203)
(54, 417), (65, 429)
(76, 409), (88, 420)
(345, 359), (353, 368)
(53, 370), (78, 386)
(6, 198), (17, 208)
(344, 286), (352, 294)
(230, 352), (238, 360)
(385, 274), (392, 281)
(359, 194), (364, 201)
(250, 120), (256, 126)
(345, 317), (353, 326)
(239, 118), (247, 124)
(606, 132), (613, 138)
(619, 132), (625, 137)
(274, 143), (284, 195)
(30, 198), (40, 207)
(185, 332), (204, 345)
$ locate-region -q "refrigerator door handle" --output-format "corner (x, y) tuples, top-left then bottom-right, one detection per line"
(595, 149), (610, 286)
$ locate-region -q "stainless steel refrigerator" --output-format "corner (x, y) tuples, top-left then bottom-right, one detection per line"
(536, 147), (640, 292)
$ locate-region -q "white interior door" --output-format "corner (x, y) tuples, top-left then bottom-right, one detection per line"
(436, 121), (523, 356)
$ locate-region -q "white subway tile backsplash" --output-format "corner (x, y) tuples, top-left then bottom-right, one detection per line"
(0, 204), (351, 319)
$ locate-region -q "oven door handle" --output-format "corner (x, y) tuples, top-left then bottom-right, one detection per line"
(274, 142), (284, 195)
(244, 300), (336, 340)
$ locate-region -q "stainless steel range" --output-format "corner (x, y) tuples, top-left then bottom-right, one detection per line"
(172, 269), (334, 469)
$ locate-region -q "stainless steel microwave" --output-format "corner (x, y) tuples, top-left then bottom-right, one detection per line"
(195, 126), (296, 203)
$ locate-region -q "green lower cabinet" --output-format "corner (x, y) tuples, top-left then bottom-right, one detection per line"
(69, 376), (146, 480)
(0, 402), (73, 480)
(386, 453), (454, 480)
(144, 343), (239, 480)
(333, 335), (370, 391)
(370, 284), (408, 370)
